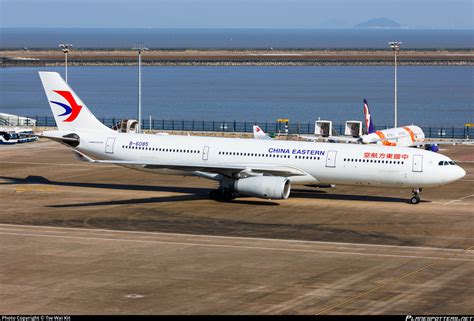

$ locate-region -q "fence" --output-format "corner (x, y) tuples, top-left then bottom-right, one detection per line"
(3, 115), (471, 139)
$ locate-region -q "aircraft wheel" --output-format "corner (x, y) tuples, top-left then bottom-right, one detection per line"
(209, 189), (220, 200)
(209, 189), (235, 202)
(410, 196), (420, 205)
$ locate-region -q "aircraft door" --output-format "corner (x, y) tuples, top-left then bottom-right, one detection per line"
(325, 150), (337, 168)
(412, 155), (423, 172)
(105, 137), (115, 154)
(202, 146), (209, 160)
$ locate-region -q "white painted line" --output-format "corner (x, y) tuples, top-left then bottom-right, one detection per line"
(0, 161), (100, 167)
(0, 223), (469, 253)
(0, 231), (471, 262)
(0, 229), (472, 262)
(248, 54), (303, 56)
(442, 194), (474, 206)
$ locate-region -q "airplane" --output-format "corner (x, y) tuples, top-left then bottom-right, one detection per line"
(253, 125), (272, 140)
(38, 72), (465, 204)
(300, 99), (472, 151)
(355, 99), (429, 148)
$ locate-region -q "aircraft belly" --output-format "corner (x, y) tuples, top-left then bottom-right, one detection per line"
(316, 166), (407, 187)
(120, 164), (193, 176)
(376, 169), (405, 186)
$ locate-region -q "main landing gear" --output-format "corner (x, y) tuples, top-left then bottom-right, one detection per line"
(410, 188), (422, 204)
(209, 188), (236, 202)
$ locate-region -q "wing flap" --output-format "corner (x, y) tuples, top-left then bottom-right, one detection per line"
(73, 150), (307, 177)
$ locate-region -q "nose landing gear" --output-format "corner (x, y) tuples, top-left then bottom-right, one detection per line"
(410, 188), (422, 204)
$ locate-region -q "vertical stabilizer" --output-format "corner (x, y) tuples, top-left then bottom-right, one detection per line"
(38, 72), (112, 133)
(363, 99), (376, 134)
(253, 125), (272, 140)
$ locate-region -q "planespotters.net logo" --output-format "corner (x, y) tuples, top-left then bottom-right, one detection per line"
(406, 316), (474, 321)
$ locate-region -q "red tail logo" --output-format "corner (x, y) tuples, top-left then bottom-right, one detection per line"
(50, 90), (82, 122)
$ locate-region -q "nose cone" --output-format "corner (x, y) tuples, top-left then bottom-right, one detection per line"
(456, 166), (466, 180)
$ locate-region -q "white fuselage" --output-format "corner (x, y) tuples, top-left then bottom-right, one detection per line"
(362, 125), (425, 147)
(65, 130), (465, 189)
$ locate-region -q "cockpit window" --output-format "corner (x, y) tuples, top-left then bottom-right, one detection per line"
(438, 161), (454, 166)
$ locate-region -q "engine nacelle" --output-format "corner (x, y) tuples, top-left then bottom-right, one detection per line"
(234, 176), (291, 199)
(425, 144), (439, 152)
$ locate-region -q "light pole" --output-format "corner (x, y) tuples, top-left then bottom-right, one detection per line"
(59, 44), (73, 83)
(389, 41), (401, 128)
(132, 44), (148, 133)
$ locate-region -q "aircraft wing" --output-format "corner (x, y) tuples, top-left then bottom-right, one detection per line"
(416, 140), (474, 146)
(326, 136), (361, 143)
(297, 135), (318, 141)
(297, 135), (361, 144)
(72, 150), (307, 177)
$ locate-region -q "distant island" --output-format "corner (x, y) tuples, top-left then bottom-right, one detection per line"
(355, 17), (401, 29)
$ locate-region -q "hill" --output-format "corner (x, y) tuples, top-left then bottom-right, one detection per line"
(355, 17), (401, 29)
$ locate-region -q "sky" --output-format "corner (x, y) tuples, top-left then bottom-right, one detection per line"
(1, 0), (473, 29)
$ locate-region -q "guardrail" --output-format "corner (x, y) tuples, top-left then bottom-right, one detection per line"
(2, 116), (471, 139)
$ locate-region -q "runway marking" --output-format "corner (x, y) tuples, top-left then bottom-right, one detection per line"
(0, 230), (471, 262)
(0, 161), (102, 167)
(248, 53), (303, 56)
(14, 185), (55, 193)
(314, 245), (474, 315)
(0, 223), (469, 253)
(442, 194), (474, 206)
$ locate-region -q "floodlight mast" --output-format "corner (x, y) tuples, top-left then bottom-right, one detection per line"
(59, 44), (73, 83)
(389, 41), (401, 128)
(132, 44), (149, 133)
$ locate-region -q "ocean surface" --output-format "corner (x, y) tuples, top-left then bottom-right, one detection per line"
(1, 28), (473, 49)
(1, 66), (472, 126)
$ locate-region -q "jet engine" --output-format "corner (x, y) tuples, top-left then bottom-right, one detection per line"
(234, 176), (291, 199)
(425, 144), (439, 152)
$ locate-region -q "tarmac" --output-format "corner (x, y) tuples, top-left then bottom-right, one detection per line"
(0, 139), (473, 314)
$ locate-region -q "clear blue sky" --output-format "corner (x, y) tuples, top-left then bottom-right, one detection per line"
(1, 0), (473, 29)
